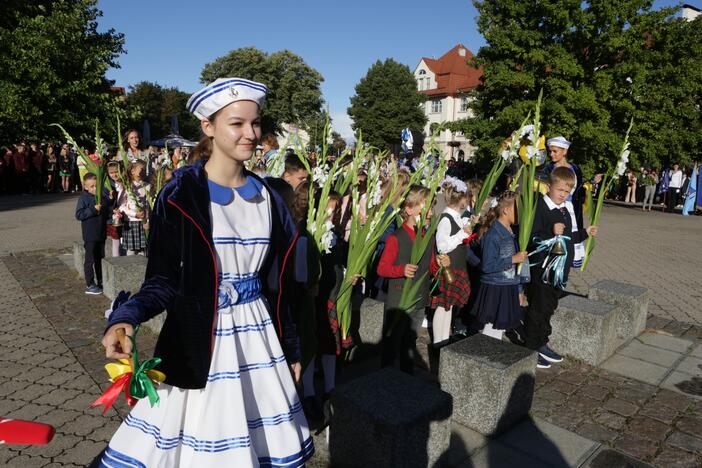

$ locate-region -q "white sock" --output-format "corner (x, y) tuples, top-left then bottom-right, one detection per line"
(481, 322), (504, 340)
(321, 354), (336, 393)
(302, 359), (316, 398)
(126, 249), (136, 256)
(432, 307), (452, 344)
(111, 239), (121, 257)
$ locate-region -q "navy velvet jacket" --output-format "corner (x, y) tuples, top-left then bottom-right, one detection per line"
(107, 161), (301, 389)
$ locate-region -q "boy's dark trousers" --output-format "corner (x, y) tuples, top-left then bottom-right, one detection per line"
(380, 306), (424, 374)
(523, 267), (560, 350)
(84, 241), (105, 287)
(666, 189), (679, 212)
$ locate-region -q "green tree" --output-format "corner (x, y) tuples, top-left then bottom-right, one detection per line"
(0, 0), (125, 143)
(126, 81), (201, 141)
(348, 59), (427, 149)
(331, 131), (347, 154)
(200, 47), (324, 134)
(452, 0), (698, 174)
(302, 110), (331, 150)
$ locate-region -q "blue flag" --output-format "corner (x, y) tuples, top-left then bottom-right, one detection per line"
(683, 165), (697, 216)
(697, 167), (702, 208)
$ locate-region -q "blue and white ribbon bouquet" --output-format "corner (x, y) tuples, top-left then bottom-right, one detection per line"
(528, 235), (571, 289)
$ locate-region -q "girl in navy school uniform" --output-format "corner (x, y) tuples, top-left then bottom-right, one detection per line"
(99, 78), (313, 468)
(471, 191), (529, 341)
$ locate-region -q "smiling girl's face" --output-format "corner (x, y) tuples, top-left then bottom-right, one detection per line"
(201, 100), (261, 163)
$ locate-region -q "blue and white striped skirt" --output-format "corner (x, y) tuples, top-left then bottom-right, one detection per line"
(100, 295), (313, 467)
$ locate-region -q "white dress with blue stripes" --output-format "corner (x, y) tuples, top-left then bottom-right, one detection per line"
(101, 177), (313, 468)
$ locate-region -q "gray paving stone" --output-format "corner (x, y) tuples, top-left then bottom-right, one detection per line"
(675, 356), (702, 376)
(496, 417), (600, 467)
(691, 345), (702, 358)
(660, 371), (702, 400)
(638, 332), (694, 354)
(444, 422), (489, 466)
(618, 340), (684, 367)
(601, 354), (670, 385)
(467, 441), (545, 468)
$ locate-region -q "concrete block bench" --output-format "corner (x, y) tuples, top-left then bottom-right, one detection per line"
(356, 298), (384, 346)
(73, 241), (85, 279)
(550, 295), (621, 366)
(588, 280), (650, 341)
(101, 255), (147, 301)
(329, 368), (452, 467)
(439, 334), (536, 436)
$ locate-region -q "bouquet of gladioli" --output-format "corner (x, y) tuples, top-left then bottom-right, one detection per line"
(396, 144), (447, 313)
(581, 118), (634, 271)
(474, 115), (531, 218)
(516, 89), (544, 274)
(50, 120), (107, 206)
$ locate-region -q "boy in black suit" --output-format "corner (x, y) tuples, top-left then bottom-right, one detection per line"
(524, 167), (598, 368)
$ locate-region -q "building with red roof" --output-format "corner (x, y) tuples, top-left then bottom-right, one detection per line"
(414, 44), (483, 159)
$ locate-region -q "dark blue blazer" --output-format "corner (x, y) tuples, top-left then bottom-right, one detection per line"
(107, 161), (300, 389)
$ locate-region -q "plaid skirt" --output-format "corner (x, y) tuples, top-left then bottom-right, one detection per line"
(431, 267), (471, 309)
(106, 224), (121, 240)
(123, 220), (146, 251)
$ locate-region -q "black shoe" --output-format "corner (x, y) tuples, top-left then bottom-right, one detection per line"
(537, 355), (551, 369)
(538, 345), (563, 363)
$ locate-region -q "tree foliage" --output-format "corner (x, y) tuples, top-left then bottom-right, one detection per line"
(452, 0), (701, 174)
(125, 81), (201, 141)
(0, 0), (126, 144)
(348, 59), (427, 149)
(200, 47), (325, 135)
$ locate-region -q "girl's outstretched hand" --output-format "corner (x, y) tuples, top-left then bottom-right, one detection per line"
(102, 323), (134, 359)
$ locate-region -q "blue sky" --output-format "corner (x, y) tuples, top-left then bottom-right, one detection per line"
(97, 0), (689, 139)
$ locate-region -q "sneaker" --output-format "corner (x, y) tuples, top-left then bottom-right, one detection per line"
(85, 285), (103, 295)
(538, 345), (563, 363)
(537, 356), (551, 369)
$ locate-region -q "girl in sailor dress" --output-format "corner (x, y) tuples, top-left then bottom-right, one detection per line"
(99, 78), (313, 467)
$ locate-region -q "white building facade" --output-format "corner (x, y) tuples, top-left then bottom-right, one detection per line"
(413, 44), (482, 160)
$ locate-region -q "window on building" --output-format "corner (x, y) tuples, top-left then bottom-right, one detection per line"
(419, 69), (427, 75)
(459, 97), (469, 112)
(431, 99), (442, 113)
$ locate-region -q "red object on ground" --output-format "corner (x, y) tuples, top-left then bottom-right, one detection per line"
(0, 417), (55, 445)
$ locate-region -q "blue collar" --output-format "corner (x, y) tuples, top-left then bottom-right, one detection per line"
(207, 176), (263, 205)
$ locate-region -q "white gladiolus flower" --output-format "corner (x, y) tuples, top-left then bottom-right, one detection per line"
(520, 125), (535, 140)
(621, 149), (630, 163)
(312, 166), (329, 186)
(616, 161), (627, 176)
(525, 146), (537, 160)
(501, 149), (511, 161)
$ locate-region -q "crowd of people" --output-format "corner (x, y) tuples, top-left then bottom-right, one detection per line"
(66, 76), (612, 466)
(614, 163), (697, 213)
(0, 135), (189, 196)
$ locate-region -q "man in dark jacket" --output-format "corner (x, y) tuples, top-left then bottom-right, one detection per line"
(75, 173), (108, 294)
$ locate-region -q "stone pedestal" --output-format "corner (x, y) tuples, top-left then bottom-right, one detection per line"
(588, 280), (650, 340)
(101, 255), (147, 301)
(550, 295), (620, 366)
(439, 334), (536, 436)
(329, 368), (452, 467)
(357, 298), (384, 346)
(73, 242), (85, 279)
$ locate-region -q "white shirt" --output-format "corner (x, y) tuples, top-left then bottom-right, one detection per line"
(436, 207), (469, 254)
(670, 170), (683, 188)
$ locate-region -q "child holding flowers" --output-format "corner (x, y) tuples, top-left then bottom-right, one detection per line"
(117, 160), (150, 255)
(471, 191), (527, 341)
(523, 167), (598, 368)
(105, 162), (124, 257)
(431, 177), (473, 345)
(377, 185), (448, 374)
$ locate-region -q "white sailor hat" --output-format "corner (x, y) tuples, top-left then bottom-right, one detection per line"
(187, 77), (268, 120)
(546, 136), (571, 149)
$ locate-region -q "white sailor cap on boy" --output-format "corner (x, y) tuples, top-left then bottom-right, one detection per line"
(186, 77), (268, 120)
(546, 136), (571, 149)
